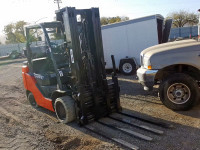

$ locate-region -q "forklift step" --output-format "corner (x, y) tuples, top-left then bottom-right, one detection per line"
(97, 120), (153, 141)
(109, 115), (164, 135)
(85, 125), (139, 150)
(118, 112), (173, 129)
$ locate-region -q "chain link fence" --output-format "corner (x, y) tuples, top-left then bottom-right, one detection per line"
(0, 43), (26, 57)
(169, 26), (198, 40)
(0, 40), (63, 57)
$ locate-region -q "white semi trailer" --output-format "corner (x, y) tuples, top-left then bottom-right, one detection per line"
(101, 14), (172, 75)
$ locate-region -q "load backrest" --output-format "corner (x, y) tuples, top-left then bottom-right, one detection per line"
(56, 7), (106, 87)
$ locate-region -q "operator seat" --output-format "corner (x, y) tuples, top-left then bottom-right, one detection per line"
(32, 57), (57, 86)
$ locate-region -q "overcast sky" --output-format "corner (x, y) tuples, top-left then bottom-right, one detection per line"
(0, 0), (200, 38)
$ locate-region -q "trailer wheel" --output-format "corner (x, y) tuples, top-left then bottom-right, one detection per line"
(119, 59), (136, 75)
(54, 96), (76, 124)
(27, 92), (39, 108)
(159, 73), (199, 110)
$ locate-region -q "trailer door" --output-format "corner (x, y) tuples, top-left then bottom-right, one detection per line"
(157, 18), (163, 44)
(162, 19), (172, 43)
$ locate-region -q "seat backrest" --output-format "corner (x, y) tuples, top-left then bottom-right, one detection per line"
(32, 57), (49, 73)
(30, 45), (48, 59)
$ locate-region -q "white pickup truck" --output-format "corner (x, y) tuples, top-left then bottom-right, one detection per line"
(137, 39), (200, 110)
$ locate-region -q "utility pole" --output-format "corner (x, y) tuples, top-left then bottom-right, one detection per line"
(54, 0), (62, 10)
(198, 9), (200, 41)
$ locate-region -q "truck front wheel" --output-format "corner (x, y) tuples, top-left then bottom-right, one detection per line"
(159, 73), (199, 110)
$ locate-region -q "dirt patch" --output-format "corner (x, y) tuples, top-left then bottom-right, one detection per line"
(45, 130), (69, 144)
(45, 129), (101, 150)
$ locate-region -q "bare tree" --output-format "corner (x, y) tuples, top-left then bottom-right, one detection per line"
(167, 10), (199, 28)
(3, 21), (27, 44)
(100, 16), (129, 25)
(187, 13), (199, 26)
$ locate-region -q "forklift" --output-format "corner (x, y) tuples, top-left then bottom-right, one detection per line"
(22, 7), (171, 149)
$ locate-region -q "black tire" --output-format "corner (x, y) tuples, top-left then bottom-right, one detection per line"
(54, 96), (76, 123)
(119, 59), (136, 75)
(27, 92), (39, 108)
(159, 73), (199, 110)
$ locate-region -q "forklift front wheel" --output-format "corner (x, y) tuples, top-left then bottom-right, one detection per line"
(28, 92), (39, 108)
(54, 96), (76, 124)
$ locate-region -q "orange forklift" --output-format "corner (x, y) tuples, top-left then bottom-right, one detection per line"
(22, 7), (171, 150)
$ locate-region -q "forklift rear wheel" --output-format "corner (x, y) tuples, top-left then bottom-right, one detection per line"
(28, 92), (39, 108)
(54, 96), (76, 124)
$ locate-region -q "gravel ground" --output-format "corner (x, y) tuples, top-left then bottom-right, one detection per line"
(0, 59), (199, 150)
